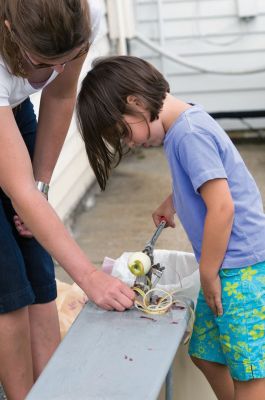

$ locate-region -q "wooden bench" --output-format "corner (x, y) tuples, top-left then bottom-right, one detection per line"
(26, 302), (190, 400)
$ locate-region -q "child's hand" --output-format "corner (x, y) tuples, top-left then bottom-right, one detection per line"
(200, 273), (223, 317)
(152, 194), (176, 228)
(13, 215), (33, 238)
(84, 269), (135, 311)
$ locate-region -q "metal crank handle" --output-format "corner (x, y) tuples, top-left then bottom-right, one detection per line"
(147, 218), (167, 249)
(149, 219), (167, 247)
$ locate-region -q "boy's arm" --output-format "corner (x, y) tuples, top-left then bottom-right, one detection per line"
(152, 193), (176, 228)
(199, 178), (234, 316)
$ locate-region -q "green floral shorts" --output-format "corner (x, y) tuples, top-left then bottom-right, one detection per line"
(189, 261), (265, 381)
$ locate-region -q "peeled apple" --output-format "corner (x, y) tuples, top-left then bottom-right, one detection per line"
(128, 252), (152, 276)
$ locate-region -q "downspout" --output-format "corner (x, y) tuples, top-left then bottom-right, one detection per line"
(115, 0), (128, 55)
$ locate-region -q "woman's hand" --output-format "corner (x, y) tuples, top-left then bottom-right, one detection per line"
(200, 272), (223, 316)
(13, 215), (33, 238)
(152, 193), (176, 228)
(85, 269), (135, 311)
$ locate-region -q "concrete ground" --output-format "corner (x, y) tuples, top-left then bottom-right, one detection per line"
(1, 140), (264, 399)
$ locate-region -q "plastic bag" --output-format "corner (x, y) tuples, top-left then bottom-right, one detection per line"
(56, 250), (200, 338)
(104, 249), (200, 305)
(103, 250), (200, 343)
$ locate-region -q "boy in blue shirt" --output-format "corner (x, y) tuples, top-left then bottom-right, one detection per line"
(77, 56), (265, 399)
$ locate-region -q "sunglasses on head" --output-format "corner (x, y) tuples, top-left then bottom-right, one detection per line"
(11, 30), (89, 69)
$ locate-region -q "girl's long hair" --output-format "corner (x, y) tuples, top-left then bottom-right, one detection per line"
(77, 56), (169, 190)
(0, 0), (90, 76)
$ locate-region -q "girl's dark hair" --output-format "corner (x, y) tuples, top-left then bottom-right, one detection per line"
(0, 0), (90, 76)
(77, 56), (170, 190)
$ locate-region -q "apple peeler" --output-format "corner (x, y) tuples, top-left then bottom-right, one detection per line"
(134, 218), (167, 292)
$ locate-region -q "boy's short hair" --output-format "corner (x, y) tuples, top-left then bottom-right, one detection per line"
(77, 56), (169, 190)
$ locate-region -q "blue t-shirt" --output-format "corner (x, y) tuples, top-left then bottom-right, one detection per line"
(163, 104), (265, 269)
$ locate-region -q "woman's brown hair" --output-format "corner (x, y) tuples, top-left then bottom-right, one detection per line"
(0, 0), (91, 76)
(77, 56), (170, 190)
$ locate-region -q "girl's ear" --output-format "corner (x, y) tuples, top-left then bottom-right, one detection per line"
(127, 95), (139, 105)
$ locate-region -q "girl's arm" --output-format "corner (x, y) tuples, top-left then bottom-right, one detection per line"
(199, 178), (234, 316)
(14, 55), (86, 237)
(0, 106), (135, 310)
(32, 54), (86, 183)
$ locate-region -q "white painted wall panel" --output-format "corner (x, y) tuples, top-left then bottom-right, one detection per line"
(176, 89), (265, 113)
(138, 0), (238, 20)
(130, 34), (265, 58)
(138, 1), (265, 21)
(132, 0), (265, 128)
(137, 16), (265, 40)
(169, 71), (265, 95)
(131, 48), (265, 75)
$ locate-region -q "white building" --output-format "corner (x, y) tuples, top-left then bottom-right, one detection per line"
(131, 0), (265, 134)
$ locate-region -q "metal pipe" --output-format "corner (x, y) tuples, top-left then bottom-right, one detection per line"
(157, 0), (166, 74)
(115, 0), (127, 55)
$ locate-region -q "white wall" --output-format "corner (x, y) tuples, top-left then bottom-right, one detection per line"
(30, 0), (109, 220)
(130, 0), (265, 130)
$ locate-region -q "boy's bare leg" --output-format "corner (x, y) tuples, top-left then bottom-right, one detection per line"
(29, 300), (61, 379)
(234, 378), (265, 400)
(0, 307), (34, 400)
(191, 356), (234, 400)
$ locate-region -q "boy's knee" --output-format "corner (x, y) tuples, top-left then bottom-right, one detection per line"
(190, 355), (227, 376)
(190, 355), (204, 368)
(190, 356), (214, 373)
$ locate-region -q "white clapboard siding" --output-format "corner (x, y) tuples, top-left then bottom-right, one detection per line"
(30, 0), (109, 220)
(131, 0), (265, 129)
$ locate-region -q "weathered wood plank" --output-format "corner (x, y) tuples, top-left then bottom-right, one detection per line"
(26, 303), (189, 400)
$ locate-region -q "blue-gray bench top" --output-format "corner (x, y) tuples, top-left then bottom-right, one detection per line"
(26, 302), (189, 400)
